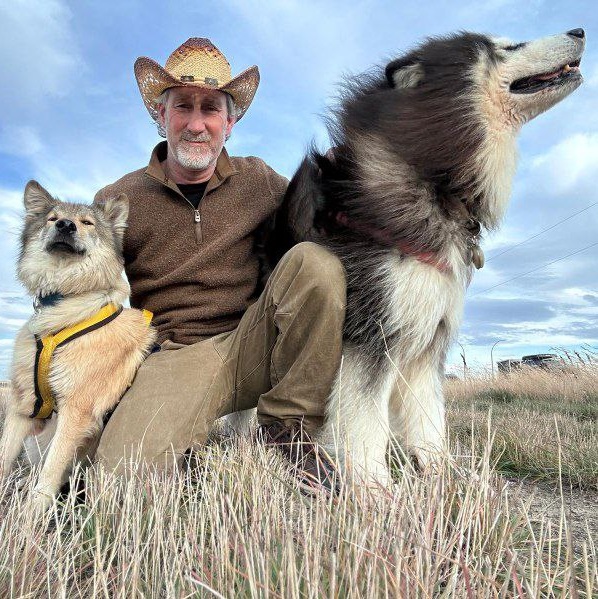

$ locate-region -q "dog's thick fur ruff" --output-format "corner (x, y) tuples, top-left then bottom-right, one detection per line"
(268, 30), (585, 483)
(0, 181), (156, 507)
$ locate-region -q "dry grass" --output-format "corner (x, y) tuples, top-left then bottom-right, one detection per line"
(446, 365), (598, 489)
(0, 365), (596, 597)
(0, 439), (596, 598)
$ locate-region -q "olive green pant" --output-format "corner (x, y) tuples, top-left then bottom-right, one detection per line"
(95, 242), (346, 471)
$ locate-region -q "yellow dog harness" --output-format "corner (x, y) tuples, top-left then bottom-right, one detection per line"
(31, 303), (153, 419)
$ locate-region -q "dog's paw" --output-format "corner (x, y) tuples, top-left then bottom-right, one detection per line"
(30, 488), (55, 512)
(409, 446), (446, 474)
(353, 462), (394, 490)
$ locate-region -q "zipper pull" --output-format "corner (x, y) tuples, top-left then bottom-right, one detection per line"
(194, 210), (201, 223)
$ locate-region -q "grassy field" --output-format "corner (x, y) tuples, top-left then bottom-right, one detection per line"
(0, 365), (596, 597)
(446, 365), (598, 489)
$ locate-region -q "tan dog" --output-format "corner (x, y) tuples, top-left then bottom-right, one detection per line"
(0, 181), (156, 508)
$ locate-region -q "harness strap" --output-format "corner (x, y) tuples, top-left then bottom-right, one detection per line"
(31, 303), (125, 419)
(141, 309), (153, 327)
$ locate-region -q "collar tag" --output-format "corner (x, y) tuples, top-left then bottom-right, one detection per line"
(465, 217), (484, 269)
(470, 244), (485, 269)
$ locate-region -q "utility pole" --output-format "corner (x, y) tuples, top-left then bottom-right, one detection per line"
(491, 340), (505, 378)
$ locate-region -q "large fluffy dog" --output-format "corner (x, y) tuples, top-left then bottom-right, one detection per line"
(270, 29), (585, 483)
(0, 181), (156, 507)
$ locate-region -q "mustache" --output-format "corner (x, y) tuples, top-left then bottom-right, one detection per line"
(181, 132), (212, 142)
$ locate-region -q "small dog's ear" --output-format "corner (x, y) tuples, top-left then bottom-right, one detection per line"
(24, 180), (57, 215)
(94, 193), (129, 240)
(386, 58), (424, 89)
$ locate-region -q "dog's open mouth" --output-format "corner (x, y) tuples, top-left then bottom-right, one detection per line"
(510, 58), (582, 94)
(47, 241), (86, 255)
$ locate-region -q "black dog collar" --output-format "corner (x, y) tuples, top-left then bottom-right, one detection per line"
(34, 293), (65, 311)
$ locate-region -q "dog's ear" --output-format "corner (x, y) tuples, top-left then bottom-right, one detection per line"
(386, 58), (425, 89)
(94, 193), (129, 239)
(23, 180), (57, 215)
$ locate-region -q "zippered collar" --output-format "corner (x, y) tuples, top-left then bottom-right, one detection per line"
(144, 141), (238, 197)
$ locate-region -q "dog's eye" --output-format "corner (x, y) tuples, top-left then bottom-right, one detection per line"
(503, 42), (526, 51)
(47, 216), (58, 222)
(81, 219), (94, 226)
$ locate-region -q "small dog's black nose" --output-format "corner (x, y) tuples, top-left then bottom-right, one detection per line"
(567, 28), (585, 39)
(55, 219), (77, 234)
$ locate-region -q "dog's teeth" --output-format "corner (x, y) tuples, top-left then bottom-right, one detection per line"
(563, 64), (571, 72)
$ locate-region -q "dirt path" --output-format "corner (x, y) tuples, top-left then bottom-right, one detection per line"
(507, 478), (598, 552)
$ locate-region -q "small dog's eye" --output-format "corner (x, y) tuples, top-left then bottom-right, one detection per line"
(81, 219), (94, 226)
(47, 216), (58, 222)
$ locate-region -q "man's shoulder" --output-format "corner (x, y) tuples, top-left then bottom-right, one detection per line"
(94, 166), (149, 202)
(228, 155), (280, 176)
(228, 155), (288, 193)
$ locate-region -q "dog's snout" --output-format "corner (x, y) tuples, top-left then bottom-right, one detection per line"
(567, 28), (585, 39)
(55, 219), (77, 234)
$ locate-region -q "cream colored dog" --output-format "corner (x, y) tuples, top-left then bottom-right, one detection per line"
(0, 181), (156, 508)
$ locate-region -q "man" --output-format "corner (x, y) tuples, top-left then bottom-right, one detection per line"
(93, 38), (346, 491)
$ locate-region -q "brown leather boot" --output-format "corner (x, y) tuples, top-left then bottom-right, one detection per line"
(257, 421), (340, 495)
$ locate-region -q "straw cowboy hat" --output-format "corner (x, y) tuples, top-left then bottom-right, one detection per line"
(134, 38), (260, 124)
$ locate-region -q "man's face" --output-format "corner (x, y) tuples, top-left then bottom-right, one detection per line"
(158, 87), (236, 172)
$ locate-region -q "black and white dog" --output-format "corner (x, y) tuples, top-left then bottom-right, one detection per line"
(269, 29), (585, 483)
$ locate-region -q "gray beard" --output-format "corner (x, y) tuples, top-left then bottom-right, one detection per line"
(172, 144), (216, 170)
(169, 125), (227, 171)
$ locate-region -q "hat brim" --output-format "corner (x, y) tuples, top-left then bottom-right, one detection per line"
(134, 56), (260, 122)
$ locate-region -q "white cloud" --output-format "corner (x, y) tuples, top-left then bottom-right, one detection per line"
(0, 0), (82, 110)
(555, 287), (598, 305)
(587, 63), (598, 88)
(226, 131), (264, 156)
(0, 339), (14, 381)
(219, 0), (383, 93)
(0, 316), (27, 331)
(0, 188), (24, 228)
(0, 188), (25, 297)
(482, 226), (528, 254)
(529, 132), (598, 194)
(0, 125), (43, 157)
(32, 165), (106, 204)
(0, 292), (29, 321)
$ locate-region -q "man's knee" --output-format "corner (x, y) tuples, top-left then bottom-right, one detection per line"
(279, 242), (346, 305)
(94, 339), (225, 472)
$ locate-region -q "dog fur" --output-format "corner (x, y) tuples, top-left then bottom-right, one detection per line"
(0, 181), (156, 507)
(269, 30), (585, 483)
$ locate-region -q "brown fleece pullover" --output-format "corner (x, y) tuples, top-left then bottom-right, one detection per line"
(95, 141), (288, 345)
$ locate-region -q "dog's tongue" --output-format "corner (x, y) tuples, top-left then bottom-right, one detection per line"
(535, 70), (560, 81)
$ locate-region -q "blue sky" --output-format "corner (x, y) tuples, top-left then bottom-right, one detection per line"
(0, 0), (596, 377)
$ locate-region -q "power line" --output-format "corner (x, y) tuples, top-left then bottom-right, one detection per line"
(470, 241), (598, 297)
(486, 201), (598, 262)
